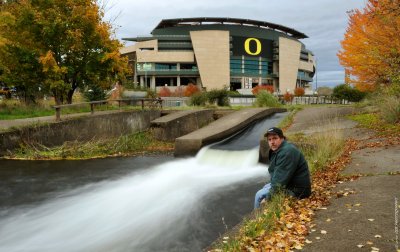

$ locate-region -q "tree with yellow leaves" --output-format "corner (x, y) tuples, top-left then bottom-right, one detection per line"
(338, 0), (400, 91)
(0, 0), (130, 104)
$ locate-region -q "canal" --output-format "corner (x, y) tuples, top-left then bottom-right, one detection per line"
(0, 112), (286, 252)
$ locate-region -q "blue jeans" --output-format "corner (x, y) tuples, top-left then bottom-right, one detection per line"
(254, 183), (271, 209)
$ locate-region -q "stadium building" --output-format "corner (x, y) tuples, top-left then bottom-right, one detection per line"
(121, 17), (315, 94)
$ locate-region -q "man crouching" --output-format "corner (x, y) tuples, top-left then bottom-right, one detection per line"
(254, 127), (311, 209)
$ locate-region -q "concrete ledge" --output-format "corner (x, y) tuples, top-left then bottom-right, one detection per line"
(151, 109), (215, 141)
(174, 108), (286, 157)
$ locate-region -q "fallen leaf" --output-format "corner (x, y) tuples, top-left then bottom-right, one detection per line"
(354, 203), (361, 207)
(305, 239), (313, 244)
(294, 244), (302, 250)
(366, 241), (373, 245)
(276, 242), (285, 248)
(368, 219), (375, 222)
(357, 244), (364, 248)
(371, 247), (379, 251)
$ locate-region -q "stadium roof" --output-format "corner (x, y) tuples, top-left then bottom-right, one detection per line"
(152, 17), (308, 39)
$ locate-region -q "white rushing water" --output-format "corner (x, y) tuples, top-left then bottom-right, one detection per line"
(0, 147), (269, 252)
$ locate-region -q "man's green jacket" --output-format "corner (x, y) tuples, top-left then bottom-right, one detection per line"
(267, 140), (311, 199)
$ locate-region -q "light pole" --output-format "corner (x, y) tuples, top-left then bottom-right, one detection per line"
(315, 57), (318, 92)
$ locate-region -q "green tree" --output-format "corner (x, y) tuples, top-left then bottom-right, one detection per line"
(0, 0), (130, 104)
(332, 84), (366, 102)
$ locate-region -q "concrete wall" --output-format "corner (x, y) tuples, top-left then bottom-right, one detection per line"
(190, 30), (230, 90)
(0, 111), (160, 156)
(278, 37), (301, 93)
(137, 50), (195, 63)
(151, 109), (215, 141)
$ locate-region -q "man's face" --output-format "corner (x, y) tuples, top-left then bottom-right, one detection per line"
(267, 134), (284, 151)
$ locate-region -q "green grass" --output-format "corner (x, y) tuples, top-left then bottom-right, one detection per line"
(7, 131), (174, 160)
(213, 193), (287, 251)
(0, 99), (145, 120)
(289, 131), (344, 173)
(348, 112), (400, 136)
(0, 101), (54, 119)
(277, 105), (303, 129)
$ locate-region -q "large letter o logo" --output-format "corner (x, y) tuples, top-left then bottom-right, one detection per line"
(244, 38), (261, 55)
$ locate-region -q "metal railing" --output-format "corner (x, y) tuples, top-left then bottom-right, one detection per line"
(52, 98), (163, 121)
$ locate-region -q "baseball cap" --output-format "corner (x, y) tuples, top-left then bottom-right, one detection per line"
(264, 127), (285, 138)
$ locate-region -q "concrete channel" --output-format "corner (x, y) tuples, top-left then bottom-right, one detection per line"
(174, 107), (286, 156)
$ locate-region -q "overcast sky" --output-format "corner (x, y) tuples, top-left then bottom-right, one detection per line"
(104, 0), (366, 89)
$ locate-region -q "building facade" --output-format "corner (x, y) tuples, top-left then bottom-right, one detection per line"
(121, 17), (316, 94)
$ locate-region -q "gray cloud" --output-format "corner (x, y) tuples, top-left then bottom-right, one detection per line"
(104, 0), (365, 87)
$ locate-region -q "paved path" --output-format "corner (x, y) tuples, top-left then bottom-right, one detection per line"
(287, 107), (400, 252)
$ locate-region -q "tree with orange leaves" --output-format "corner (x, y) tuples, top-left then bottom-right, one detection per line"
(338, 0), (400, 91)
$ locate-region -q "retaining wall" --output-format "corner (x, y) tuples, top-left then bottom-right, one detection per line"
(151, 109), (215, 142)
(0, 110), (160, 156)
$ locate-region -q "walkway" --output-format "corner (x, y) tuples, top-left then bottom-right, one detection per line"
(288, 107), (400, 252)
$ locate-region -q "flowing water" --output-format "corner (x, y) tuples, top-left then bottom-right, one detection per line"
(0, 112), (286, 252)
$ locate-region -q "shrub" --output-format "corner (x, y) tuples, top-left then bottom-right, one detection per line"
(283, 92), (294, 103)
(83, 84), (106, 101)
(255, 90), (281, 107)
(190, 92), (207, 106)
(252, 85), (274, 95)
(158, 86), (172, 97)
(207, 89), (230, 106)
(146, 89), (157, 98)
(376, 83), (400, 123)
(294, 87), (305, 96)
(173, 86), (185, 97)
(184, 83), (200, 97)
(332, 84), (366, 102)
